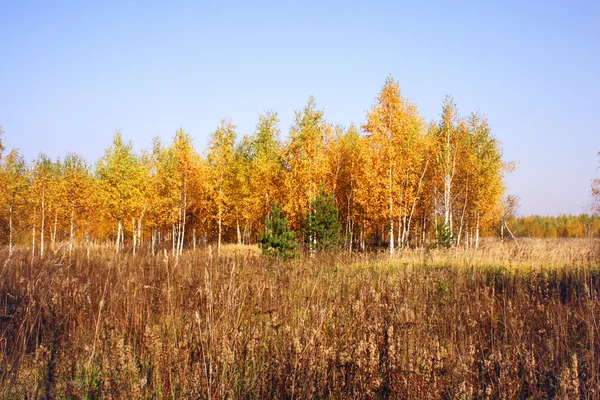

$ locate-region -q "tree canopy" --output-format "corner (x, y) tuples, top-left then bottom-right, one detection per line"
(0, 77), (522, 254)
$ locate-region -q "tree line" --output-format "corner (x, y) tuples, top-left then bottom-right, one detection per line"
(506, 214), (600, 239)
(0, 77), (507, 256)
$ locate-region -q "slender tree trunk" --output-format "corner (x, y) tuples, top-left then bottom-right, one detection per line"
(116, 220), (122, 254)
(52, 210), (58, 250)
(389, 167), (394, 257)
(401, 214), (408, 248)
(236, 217), (241, 245)
(69, 206), (75, 255)
(41, 194), (45, 257)
(422, 215), (427, 247)
(360, 218), (365, 252)
(444, 178), (451, 228)
(456, 184), (469, 248)
(137, 203), (146, 252)
(132, 218), (137, 255)
(9, 205), (13, 255)
(193, 228), (196, 251)
(151, 229), (156, 256)
(32, 211), (37, 258)
(180, 191), (187, 255)
(137, 220), (142, 251)
(217, 202), (222, 257)
(407, 159), (429, 249)
(349, 220), (354, 253)
(434, 187), (439, 241)
(475, 212), (480, 250)
(398, 216), (402, 250)
(346, 195), (352, 252)
(505, 222), (519, 246)
(172, 223), (176, 256)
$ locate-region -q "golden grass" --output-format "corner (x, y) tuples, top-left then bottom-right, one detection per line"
(1, 239), (599, 398)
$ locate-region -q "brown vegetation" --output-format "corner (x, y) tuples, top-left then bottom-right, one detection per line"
(1, 239), (600, 398)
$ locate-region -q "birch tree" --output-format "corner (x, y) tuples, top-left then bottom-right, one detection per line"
(30, 154), (55, 257)
(327, 125), (361, 251)
(248, 111), (284, 235)
(432, 96), (465, 244)
(462, 113), (503, 248)
(207, 119), (236, 255)
(363, 77), (425, 255)
(96, 131), (146, 253)
(0, 149), (28, 254)
(62, 154), (94, 253)
(157, 128), (202, 255)
(283, 97), (331, 232)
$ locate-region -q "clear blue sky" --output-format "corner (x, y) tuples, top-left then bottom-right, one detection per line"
(1, 0), (599, 216)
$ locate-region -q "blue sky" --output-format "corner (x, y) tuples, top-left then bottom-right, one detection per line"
(1, 0), (599, 216)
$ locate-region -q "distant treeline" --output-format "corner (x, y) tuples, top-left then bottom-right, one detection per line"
(507, 214), (600, 238)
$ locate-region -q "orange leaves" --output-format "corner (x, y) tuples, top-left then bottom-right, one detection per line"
(0, 77), (510, 251)
(283, 97), (332, 230)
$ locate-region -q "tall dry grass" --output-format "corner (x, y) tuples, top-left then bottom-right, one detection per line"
(1, 239), (599, 399)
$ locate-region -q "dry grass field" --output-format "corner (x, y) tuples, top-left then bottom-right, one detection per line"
(1, 239), (600, 399)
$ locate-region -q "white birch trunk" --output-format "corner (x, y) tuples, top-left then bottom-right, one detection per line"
(132, 218), (137, 255)
(218, 215), (222, 257)
(9, 205), (13, 255)
(389, 167), (394, 257)
(32, 211), (36, 258)
(475, 213), (480, 249)
(179, 191), (187, 255)
(69, 206), (75, 255)
(456, 184), (468, 248)
(172, 223), (176, 256)
(52, 210), (58, 250)
(116, 220), (122, 254)
(151, 229), (156, 256)
(40, 196), (45, 257)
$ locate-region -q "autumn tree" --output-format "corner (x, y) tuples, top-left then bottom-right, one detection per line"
(283, 97), (331, 232)
(96, 131), (147, 253)
(142, 137), (167, 254)
(0, 76), (508, 252)
(207, 119), (237, 255)
(459, 113), (504, 248)
(61, 154), (95, 253)
(30, 154), (56, 257)
(363, 77), (425, 255)
(0, 149), (28, 254)
(431, 96), (465, 244)
(247, 111), (284, 237)
(326, 125), (362, 251)
(154, 128), (202, 255)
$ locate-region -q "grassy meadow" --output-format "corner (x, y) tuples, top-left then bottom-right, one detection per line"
(1, 239), (600, 399)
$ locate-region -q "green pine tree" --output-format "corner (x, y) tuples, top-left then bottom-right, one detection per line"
(258, 202), (298, 259)
(436, 221), (454, 248)
(303, 190), (342, 252)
